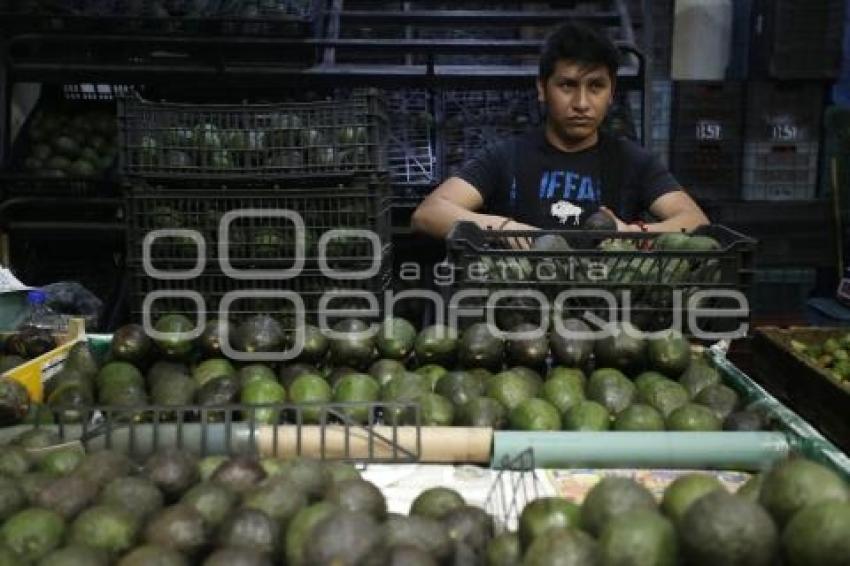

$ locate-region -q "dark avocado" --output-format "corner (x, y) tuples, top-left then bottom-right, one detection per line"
(75, 449), (134, 489)
(234, 315), (285, 353)
(143, 448), (199, 500)
(218, 508), (280, 557)
(442, 505), (494, 556)
(410, 487), (466, 520)
(458, 322), (505, 372)
(211, 455), (267, 495)
(278, 363), (319, 389)
(199, 319), (235, 358)
(243, 475), (307, 528)
(549, 318), (594, 368)
(376, 317), (417, 360)
(414, 325), (458, 367)
(146, 361), (190, 392)
(383, 515), (453, 562)
(153, 314), (196, 360)
(196, 375), (241, 407)
(143, 504), (207, 556)
(111, 324), (153, 365)
(435, 370), (486, 408)
(64, 340), (100, 377)
(151, 376), (197, 407)
(456, 396), (508, 428)
(116, 545), (188, 566)
(285, 502), (338, 566)
(39, 545), (109, 566)
(98, 476), (164, 523)
(202, 547), (272, 566)
(8, 327), (56, 358)
(35, 474), (98, 519)
(44, 367), (93, 400)
(305, 510), (383, 566)
(324, 478), (388, 521)
(506, 323), (550, 369)
(328, 319), (377, 370)
(0, 377), (30, 426)
(294, 324), (329, 364)
(0, 445), (32, 476)
(279, 457), (331, 502)
(0, 476), (24, 522)
(18, 472), (57, 504)
(237, 364), (276, 388)
(385, 545), (437, 566)
(180, 482), (237, 529)
(369, 359), (408, 388)
(594, 322), (647, 374)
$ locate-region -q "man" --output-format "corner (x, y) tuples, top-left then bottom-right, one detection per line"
(412, 21), (708, 238)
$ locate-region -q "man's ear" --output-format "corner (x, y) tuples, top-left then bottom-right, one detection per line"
(536, 77), (545, 104)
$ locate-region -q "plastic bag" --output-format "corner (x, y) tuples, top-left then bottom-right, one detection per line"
(41, 281), (103, 329)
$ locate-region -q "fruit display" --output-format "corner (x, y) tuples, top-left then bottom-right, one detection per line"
(0, 327), (57, 373)
(27, 313), (774, 434)
(788, 332), (850, 388)
(17, 108), (118, 179)
(0, 425), (846, 566)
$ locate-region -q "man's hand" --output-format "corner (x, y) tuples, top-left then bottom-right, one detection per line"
(599, 207), (641, 232)
(499, 218), (539, 249)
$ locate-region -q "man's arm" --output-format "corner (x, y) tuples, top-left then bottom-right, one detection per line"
(411, 176), (533, 239)
(645, 190), (709, 232)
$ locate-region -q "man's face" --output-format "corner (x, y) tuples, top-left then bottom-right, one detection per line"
(537, 60), (614, 143)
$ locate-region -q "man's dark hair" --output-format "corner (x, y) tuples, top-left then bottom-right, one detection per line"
(539, 21), (620, 82)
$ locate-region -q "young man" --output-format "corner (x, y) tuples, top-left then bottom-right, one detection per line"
(411, 21), (708, 238)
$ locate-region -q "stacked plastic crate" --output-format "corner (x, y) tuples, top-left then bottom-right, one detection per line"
(118, 91), (393, 327)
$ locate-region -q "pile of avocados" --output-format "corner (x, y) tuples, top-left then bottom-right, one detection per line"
(475, 212), (726, 332)
(0, 429), (847, 566)
(789, 333), (850, 389)
(19, 108), (117, 179)
(35, 312), (769, 434)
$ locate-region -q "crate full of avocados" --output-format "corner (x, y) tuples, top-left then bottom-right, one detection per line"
(446, 218), (755, 335)
(118, 90), (389, 180)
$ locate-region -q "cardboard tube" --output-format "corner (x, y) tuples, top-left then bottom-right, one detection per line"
(255, 425), (493, 463)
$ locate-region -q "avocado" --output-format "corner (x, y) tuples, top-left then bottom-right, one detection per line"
(306, 510), (382, 565)
(324, 478), (387, 521)
(680, 491), (777, 566)
(587, 368), (636, 414)
(0, 445), (32, 476)
(382, 372), (431, 425)
(594, 322), (646, 374)
(653, 232), (690, 251)
(97, 360), (145, 390)
(35, 474), (98, 519)
(581, 477), (657, 536)
(457, 396), (508, 428)
(639, 379), (690, 418)
(11, 427), (59, 449)
(723, 409), (766, 431)
(69, 505), (139, 557)
(288, 373), (332, 423)
(683, 235), (721, 251)
(509, 398), (561, 431)
(151, 375), (197, 407)
(325, 366), (358, 389)
(781, 501), (850, 566)
(278, 457), (331, 501)
(44, 367), (93, 401)
(414, 325), (458, 367)
(506, 323), (549, 369)
(143, 448), (199, 500)
(0, 355), (25, 373)
(369, 359), (407, 388)
(75, 450), (133, 489)
(116, 545), (188, 566)
(0, 546), (16, 566)
(0, 378), (30, 425)
(240, 378), (286, 424)
(519, 497), (581, 549)
(634, 370), (670, 396)
(18, 472), (58, 504)
(416, 393), (455, 426)
(192, 358), (236, 389)
(458, 322), (504, 371)
(563, 400), (610, 431)
(146, 361), (190, 391)
(38, 545), (109, 566)
(210, 455), (267, 495)
(197, 456), (227, 482)
(549, 319), (594, 367)
(278, 363), (320, 389)
(661, 473), (724, 525)
(758, 458), (849, 527)
(285, 502), (338, 566)
(524, 529), (600, 566)
(111, 324), (153, 365)
(598, 508), (677, 566)
(376, 317), (417, 360)
(0, 507), (65, 562)
(441, 505), (494, 556)
(143, 504), (206, 556)
(693, 383), (739, 421)
(542, 371), (585, 414)
(95, 476), (163, 525)
(197, 375), (240, 408)
(219, 508), (280, 557)
(153, 314), (196, 360)
(647, 330), (691, 377)
(414, 364), (448, 390)
(435, 370), (485, 407)
(64, 340), (100, 377)
(8, 327), (56, 358)
(410, 487), (465, 520)
(198, 319), (235, 359)
(234, 315), (285, 353)
(678, 361), (721, 398)
(486, 532), (520, 566)
(328, 319), (377, 370)
(180, 482), (236, 529)
(332, 372), (380, 424)
(383, 515), (452, 561)
(0, 477), (23, 522)
(293, 324), (329, 364)
(614, 403), (666, 431)
(324, 461), (361, 484)
(202, 547), (272, 566)
(486, 369), (537, 412)
(582, 210), (617, 231)
(666, 403), (722, 431)
(243, 475), (306, 528)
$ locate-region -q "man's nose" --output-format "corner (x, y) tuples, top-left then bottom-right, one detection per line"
(573, 87), (591, 112)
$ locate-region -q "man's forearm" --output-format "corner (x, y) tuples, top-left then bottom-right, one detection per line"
(645, 210), (709, 233)
(411, 197), (507, 238)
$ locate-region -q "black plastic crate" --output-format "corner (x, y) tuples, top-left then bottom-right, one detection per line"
(126, 178), (392, 266)
(0, 0), (318, 37)
(385, 89), (438, 185)
(702, 200), (836, 268)
(670, 82), (744, 202)
(445, 221), (755, 335)
(741, 140), (819, 200)
(129, 266), (393, 327)
(750, 269), (817, 316)
(745, 82), (824, 144)
(118, 92), (388, 179)
(750, 0), (845, 80)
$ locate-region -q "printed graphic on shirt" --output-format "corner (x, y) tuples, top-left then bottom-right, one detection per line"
(550, 200), (584, 225)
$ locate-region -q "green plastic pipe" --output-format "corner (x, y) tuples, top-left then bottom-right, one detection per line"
(492, 431), (792, 471)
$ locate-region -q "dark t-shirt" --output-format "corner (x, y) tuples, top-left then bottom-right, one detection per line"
(455, 128), (682, 229)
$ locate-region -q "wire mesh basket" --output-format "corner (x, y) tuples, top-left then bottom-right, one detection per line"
(484, 448), (540, 533)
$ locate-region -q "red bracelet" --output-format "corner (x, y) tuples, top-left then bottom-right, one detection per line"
(635, 221), (649, 232)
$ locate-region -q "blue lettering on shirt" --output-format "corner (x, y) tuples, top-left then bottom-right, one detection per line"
(547, 171), (563, 199)
(563, 172), (578, 200)
(577, 176), (595, 200)
(539, 171), (551, 199)
(537, 170), (601, 203)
